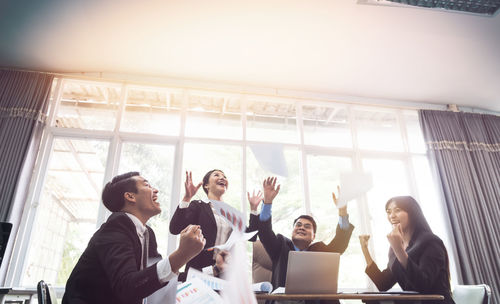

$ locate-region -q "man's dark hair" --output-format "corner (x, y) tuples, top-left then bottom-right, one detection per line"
(202, 169), (225, 195)
(102, 172), (140, 212)
(293, 215), (317, 233)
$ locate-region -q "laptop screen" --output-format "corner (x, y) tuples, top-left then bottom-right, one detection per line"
(285, 251), (340, 294)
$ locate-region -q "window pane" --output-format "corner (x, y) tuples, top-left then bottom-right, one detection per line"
(302, 105), (352, 148)
(412, 156), (459, 284)
(307, 155), (365, 288)
(354, 108), (404, 152)
(118, 142), (176, 255)
(182, 143), (243, 211)
(362, 158), (410, 268)
(55, 81), (120, 130)
(246, 147), (303, 236)
(21, 138), (109, 287)
(246, 100), (298, 144)
(307, 155), (352, 241)
(185, 94), (242, 140)
(120, 87), (181, 136)
(404, 110), (426, 153)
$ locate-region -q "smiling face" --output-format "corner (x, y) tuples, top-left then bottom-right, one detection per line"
(204, 170), (228, 198)
(125, 176), (161, 220)
(386, 200), (410, 231)
(291, 218), (315, 248)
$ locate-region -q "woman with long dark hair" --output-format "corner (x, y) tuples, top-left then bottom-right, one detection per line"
(359, 196), (455, 304)
(169, 170), (261, 280)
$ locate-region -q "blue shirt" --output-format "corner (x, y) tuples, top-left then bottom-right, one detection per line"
(259, 203), (350, 251)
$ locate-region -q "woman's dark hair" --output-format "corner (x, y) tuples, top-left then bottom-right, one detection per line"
(385, 196), (432, 236)
(101, 171), (140, 212)
(386, 195), (451, 281)
(202, 169), (226, 194)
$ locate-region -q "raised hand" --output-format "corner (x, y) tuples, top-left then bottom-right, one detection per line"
(247, 190), (263, 211)
(262, 177), (280, 204)
(359, 234), (373, 265)
(359, 234), (370, 249)
(387, 223), (409, 268)
(387, 224), (404, 251)
(332, 185), (347, 216)
(214, 250), (229, 277)
(170, 224), (206, 273)
(183, 171), (202, 202)
(178, 225), (206, 261)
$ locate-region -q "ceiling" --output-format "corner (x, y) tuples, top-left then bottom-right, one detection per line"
(1, 0), (499, 112)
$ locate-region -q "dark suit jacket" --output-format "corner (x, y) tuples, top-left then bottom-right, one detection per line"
(169, 200), (258, 280)
(255, 214), (355, 290)
(62, 212), (166, 304)
(366, 231), (455, 304)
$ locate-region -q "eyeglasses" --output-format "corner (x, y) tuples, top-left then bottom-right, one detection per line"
(294, 222), (313, 230)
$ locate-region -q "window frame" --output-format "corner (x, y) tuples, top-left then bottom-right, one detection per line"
(5, 77), (449, 291)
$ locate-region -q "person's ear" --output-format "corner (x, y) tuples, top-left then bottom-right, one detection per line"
(124, 192), (135, 202)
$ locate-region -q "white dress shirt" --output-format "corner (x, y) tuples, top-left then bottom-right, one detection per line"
(125, 213), (177, 284)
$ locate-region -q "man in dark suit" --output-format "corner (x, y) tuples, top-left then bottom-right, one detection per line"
(62, 172), (206, 304)
(250, 177), (354, 303)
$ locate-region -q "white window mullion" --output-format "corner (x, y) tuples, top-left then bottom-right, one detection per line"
(348, 105), (376, 290)
(97, 83), (128, 226)
(167, 89), (187, 254)
(295, 102), (311, 215)
(241, 96), (248, 215)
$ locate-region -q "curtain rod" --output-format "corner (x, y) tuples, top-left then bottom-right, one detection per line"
(2, 67), (498, 115)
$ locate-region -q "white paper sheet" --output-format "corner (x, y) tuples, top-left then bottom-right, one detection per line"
(209, 199), (247, 234)
(176, 278), (223, 304)
(208, 230), (258, 252)
(249, 143), (288, 177)
(146, 257), (177, 304)
(186, 268), (226, 291)
(336, 171), (373, 209)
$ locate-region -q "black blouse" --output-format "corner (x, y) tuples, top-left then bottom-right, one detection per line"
(366, 231), (455, 304)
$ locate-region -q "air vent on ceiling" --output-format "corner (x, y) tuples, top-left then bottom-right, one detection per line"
(358, 0), (500, 16)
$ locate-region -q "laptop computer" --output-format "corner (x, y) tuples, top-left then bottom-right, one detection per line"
(284, 251), (340, 294)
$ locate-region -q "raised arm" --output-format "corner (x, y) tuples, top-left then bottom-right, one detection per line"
(182, 171), (202, 202)
(248, 189), (263, 213)
(319, 186), (354, 252)
(169, 171), (202, 234)
(256, 177), (282, 261)
(245, 190), (264, 241)
(332, 185), (348, 218)
(360, 235), (397, 291)
(359, 235), (374, 266)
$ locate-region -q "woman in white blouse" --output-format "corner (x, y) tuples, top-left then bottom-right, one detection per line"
(169, 170), (261, 280)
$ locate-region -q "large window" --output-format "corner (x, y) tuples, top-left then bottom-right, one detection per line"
(7, 78), (452, 291)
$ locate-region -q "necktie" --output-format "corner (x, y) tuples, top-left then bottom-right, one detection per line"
(142, 229), (149, 304)
(142, 229), (149, 270)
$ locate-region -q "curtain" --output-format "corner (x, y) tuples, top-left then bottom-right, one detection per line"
(419, 109), (500, 304)
(0, 70), (54, 221)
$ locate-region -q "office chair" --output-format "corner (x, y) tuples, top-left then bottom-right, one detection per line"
(252, 240), (272, 284)
(37, 280), (58, 304)
(452, 284), (492, 304)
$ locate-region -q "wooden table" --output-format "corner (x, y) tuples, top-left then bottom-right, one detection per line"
(256, 292), (444, 302)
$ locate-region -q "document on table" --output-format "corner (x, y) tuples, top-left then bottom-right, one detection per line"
(186, 268), (225, 291)
(176, 278), (223, 304)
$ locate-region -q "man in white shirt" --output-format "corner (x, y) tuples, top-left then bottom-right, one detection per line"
(62, 172), (205, 304)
